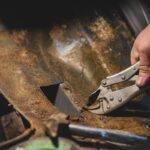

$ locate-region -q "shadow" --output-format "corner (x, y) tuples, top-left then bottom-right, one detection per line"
(0, 94), (34, 150)
(109, 95), (150, 119)
(0, 94), (30, 128)
(0, 0), (118, 29)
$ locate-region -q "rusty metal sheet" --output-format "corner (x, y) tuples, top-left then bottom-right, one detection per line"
(0, 4), (149, 145)
(0, 111), (25, 140)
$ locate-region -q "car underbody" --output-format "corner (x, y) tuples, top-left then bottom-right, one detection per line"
(0, 1), (150, 150)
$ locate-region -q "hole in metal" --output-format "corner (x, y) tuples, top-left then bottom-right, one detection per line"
(41, 83), (79, 117)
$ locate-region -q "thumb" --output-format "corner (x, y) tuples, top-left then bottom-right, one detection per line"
(136, 52), (150, 87)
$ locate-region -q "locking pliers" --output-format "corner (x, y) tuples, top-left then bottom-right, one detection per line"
(84, 61), (150, 114)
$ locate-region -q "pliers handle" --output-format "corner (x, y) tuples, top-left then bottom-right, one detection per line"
(85, 61), (150, 114)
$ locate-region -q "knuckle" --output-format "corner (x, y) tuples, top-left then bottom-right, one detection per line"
(136, 44), (148, 53)
(135, 39), (150, 52)
(131, 49), (139, 58)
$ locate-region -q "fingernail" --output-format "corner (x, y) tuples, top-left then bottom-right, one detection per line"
(136, 76), (146, 87)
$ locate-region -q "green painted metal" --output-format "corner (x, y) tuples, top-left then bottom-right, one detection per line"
(12, 137), (79, 150)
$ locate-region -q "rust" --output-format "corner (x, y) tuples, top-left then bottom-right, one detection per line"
(45, 119), (59, 138)
(0, 111), (25, 140)
(0, 7), (149, 145)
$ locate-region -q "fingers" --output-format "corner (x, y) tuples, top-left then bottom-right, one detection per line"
(136, 50), (150, 87)
(130, 25), (150, 87)
(136, 66), (150, 87)
(130, 46), (139, 65)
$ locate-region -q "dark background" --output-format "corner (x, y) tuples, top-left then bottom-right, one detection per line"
(0, 0), (118, 29)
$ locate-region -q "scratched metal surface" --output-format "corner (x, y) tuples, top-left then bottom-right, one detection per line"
(0, 3), (150, 142)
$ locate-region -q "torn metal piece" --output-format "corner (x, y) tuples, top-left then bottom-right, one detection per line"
(41, 83), (80, 117)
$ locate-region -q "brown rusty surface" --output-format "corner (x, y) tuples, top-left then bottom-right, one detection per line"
(0, 111), (25, 140)
(0, 31), (64, 135)
(0, 8), (149, 138)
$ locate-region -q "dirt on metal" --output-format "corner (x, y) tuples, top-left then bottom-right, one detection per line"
(0, 8), (149, 140)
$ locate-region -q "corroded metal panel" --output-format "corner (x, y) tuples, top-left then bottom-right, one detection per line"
(0, 5), (149, 143)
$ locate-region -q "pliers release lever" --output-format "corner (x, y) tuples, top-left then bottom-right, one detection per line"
(85, 61), (150, 114)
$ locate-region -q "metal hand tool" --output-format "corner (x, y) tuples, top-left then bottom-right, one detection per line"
(85, 61), (150, 114)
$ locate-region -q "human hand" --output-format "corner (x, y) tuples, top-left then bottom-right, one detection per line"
(131, 25), (150, 87)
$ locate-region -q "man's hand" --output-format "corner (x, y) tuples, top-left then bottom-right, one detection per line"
(131, 25), (150, 87)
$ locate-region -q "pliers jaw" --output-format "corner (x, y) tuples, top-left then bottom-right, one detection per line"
(84, 85), (112, 114)
(85, 61), (150, 115)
